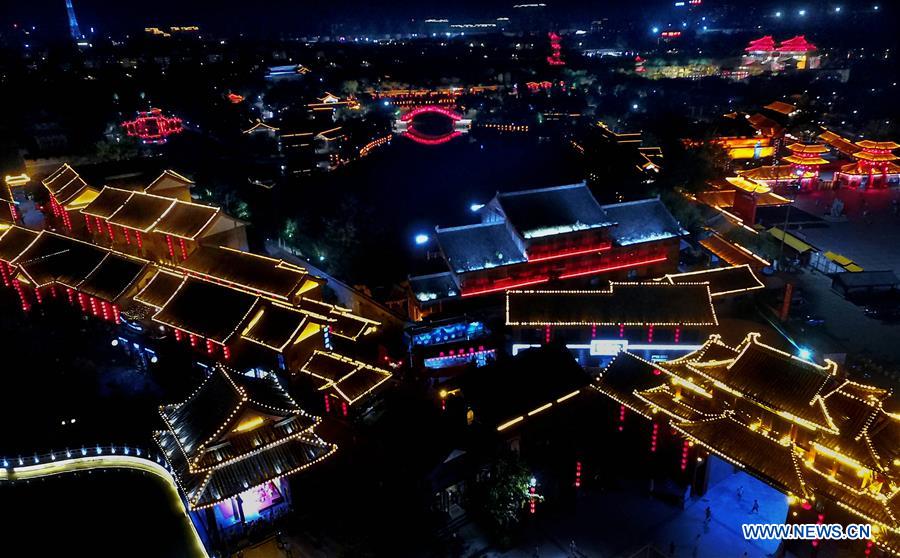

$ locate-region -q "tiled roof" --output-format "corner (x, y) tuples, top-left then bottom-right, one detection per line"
(155, 366), (333, 509)
(0, 226), (38, 263)
(602, 199), (684, 246)
(152, 277), (259, 343)
(435, 222), (526, 273)
(496, 182), (612, 239)
(180, 245), (314, 301)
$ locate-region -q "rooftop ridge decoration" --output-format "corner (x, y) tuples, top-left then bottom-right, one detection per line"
(655, 264), (765, 297)
(505, 282), (718, 327)
(155, 366), (337, 510)
(592, 332), (900, 555)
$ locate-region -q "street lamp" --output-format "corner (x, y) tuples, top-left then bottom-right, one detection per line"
(414, 233), (430, 246)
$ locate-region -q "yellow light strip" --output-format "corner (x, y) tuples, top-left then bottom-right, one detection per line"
(496, 416), (525, 431)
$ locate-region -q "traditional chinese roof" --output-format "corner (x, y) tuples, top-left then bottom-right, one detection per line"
(839, 161), (900, 175)
(495, 183), (612, 239)
(435, 222), (526, 274)
(297, 350), (392, 405)
(179, 245), (320, 302)
(602, 199), (685, 246)
(726, 176), (772, 194)
(787, 143), (828, 155)
(657, 265), (765, 297)
(42, 164), (92, 205)
(506, 283), (717, 326)
(239, 302), (319, 353)
(155, 366), (335, 509)
(818, 130), (860, 155)
(153, 201), (219, 240)
(777, 35), (816, 53)
(764, 101), (798, 116)
(711, 335), (838, 430)
(593, 333), (900, 552)
(856, 140), (899, 151)
(82, 187), (135, 219)
(699, 234), (771, 268)
(145, 169), (194, 196)
(106, 190), (177, 232)
(447, 344), (590, 432)
(133, 269), (185, 309)
(852, 147), (899, 163)
(739, 165), (816, 182)
(296, 297), (379, 340)
(746, 113), (781, 137)
(11, 231), (107, 288)
(152, 277), (259, 343)
(745, 35), (776, 52)
(76, 253), (150, 302)
(0, 225), (38, 263)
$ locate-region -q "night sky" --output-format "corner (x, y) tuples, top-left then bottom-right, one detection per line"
(7, 0), (654, 36)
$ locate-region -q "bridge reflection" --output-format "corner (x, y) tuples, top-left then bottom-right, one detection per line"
(393, 105), (471, 146)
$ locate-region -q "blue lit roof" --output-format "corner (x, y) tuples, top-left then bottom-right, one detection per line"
(435, 222), (526, 273)
(496, 182), (613, 239)
(602, 198), (685, 246)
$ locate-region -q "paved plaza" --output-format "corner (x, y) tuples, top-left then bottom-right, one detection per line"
(792, 187), (900, 272)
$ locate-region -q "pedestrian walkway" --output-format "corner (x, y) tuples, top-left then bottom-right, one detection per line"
(487, 459), (790, 558)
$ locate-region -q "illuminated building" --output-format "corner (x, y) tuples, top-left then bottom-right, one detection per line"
(742, 35), (820, 72)
(11, 166), (385, 379)
(154, 365), (337, 529)
(781, 143), (830, 190)
(121, 108), (184, 144)
(595, 333), (900, 556)
(42, 165), (249, 260)
(691, 175), (791, 231)
(408, 183), (684, 318)
(407, 318), (495, 373)
(547, 32), (565, 66)
(265, 64), (310, 80)
(505, 282), (720, 366)
(834, 141), (900, 190)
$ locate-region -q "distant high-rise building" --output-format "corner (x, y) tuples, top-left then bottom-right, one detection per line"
(65, 0), (85, 42)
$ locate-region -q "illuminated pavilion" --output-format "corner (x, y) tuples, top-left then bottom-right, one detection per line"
(834, 141), (900, 190)
(595, 333), (900, 556)
(408, 183), (685, 318)
(154, 364), (337, 526)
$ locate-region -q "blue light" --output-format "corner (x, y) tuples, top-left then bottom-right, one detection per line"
(651, 26), (660, 34)
(775, 11), (782, 17)
(414, 233), (430, 245)
(383, 100), (390, 106)
(798, 347), (813, 360)
(798, 9), (806, 16)
(470, 203), (485, 212)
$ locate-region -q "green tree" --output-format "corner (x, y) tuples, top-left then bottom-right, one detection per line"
(469, 452), (533, 547)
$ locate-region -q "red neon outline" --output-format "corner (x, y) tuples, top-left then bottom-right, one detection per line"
(402, 129), (463, 146)
(400, 105), (463, 123)
(459, 255), (668, 297)
(558, 255), (668, 279)
(526, 242), (612, 262)
(461, 277), (550, 297)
